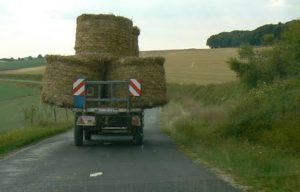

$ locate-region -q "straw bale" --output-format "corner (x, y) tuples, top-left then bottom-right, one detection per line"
(75, 14), (139, 57)
(106, 57), (169, 108)
(41, 55), (113, 108)
(131, 26), (140, 56)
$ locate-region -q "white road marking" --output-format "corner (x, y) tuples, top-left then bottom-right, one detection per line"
(90, 172), (103, 177)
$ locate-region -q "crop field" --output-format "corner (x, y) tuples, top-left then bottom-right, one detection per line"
(0, 66), (46, 75)
(0, 82), (40, 131)
(0, 58), (46, 72)
(3, 48), (238, 85)
(0, 81), (70, 132)
(141, 48), (238, 85)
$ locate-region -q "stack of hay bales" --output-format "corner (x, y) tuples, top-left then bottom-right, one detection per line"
(75, 14), (139, 57)
(41, 13), (168, 109)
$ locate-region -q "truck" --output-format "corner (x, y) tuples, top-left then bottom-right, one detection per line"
(73, 78), (144, 146)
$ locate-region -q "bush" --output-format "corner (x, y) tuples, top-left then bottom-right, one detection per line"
(221, 79), (300, 153)
(228, 45), (281, 88)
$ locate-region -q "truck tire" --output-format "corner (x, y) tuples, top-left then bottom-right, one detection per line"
(74, 125), (83, 146)
(133, 128), (143, 145)
(84, 130), (91, 141)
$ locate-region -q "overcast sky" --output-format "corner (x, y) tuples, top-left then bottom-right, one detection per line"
(0, 0), (299, 58)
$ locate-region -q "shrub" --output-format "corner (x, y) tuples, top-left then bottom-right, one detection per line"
(221, 79), (300, 153)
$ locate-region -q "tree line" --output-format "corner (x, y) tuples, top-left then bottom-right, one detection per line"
(0, 54), (43, 62)
(206, 20), (298, 48)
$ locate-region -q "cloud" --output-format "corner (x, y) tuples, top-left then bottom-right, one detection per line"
(269, 0), (286, 7)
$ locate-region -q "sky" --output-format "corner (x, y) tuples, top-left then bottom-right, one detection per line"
(0, 0), (299, 58)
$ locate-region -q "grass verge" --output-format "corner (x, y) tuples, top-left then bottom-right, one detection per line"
(0, 80), (73, 156)
(0, 122), (72, 156)
(161, 82), (300, 192)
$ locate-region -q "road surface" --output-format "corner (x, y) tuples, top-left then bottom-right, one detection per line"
(0, 109), (239, 192)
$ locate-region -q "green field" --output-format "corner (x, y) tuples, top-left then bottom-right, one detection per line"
(0, 80), (72, 155)
(0, 81), (71, 132)
(0, 82), (40, 131)
(0, 58), (46, 71)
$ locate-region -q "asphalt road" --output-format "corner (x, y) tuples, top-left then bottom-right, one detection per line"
(0, 108), (239, 192)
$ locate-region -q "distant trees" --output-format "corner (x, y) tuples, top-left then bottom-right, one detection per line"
(0, 55), (44, 62)
(206, 22), (286, 48)
(228, 20), (300, 88)
(0, 57), (15, 62)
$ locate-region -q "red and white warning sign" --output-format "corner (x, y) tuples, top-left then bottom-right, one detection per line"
(73, 78), (85, 96)
(129, 79), (142, 97)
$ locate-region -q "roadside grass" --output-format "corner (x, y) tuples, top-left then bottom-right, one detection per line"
(0, 122), (72, 155)
(0, 81), (73, 156)
(161, 82), (300, 192)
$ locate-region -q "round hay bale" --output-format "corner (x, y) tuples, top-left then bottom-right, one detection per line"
(41, 55), (111, 108)
(75, 14), (139, 57)
(106, 57), (169, 108)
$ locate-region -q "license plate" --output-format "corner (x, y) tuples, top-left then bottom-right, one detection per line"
(76, 116), (96, 126)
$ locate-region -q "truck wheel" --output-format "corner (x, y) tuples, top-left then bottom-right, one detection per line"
(84, 130), (91, 141)
(74, 125), (83, 146)
(133, 128), (143, 145)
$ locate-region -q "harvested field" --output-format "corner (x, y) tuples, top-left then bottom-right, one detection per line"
(140, 48), (238, 85)
(75, 14), (139, 57)
(106, 57), (168, 108)
(0, 66), (46, 75)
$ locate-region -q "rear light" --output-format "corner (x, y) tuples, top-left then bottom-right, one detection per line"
(131, 116), (141, 126)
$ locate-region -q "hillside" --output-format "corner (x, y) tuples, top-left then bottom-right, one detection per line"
(141, 48), (237, 84)
(1, 48), (238, 85)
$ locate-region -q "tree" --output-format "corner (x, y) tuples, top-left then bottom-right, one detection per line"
(206, 22), (286, 48)
(262, 34), (274, 45)
(228, 20), (300, 88)
(277, 20), (300, 76)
